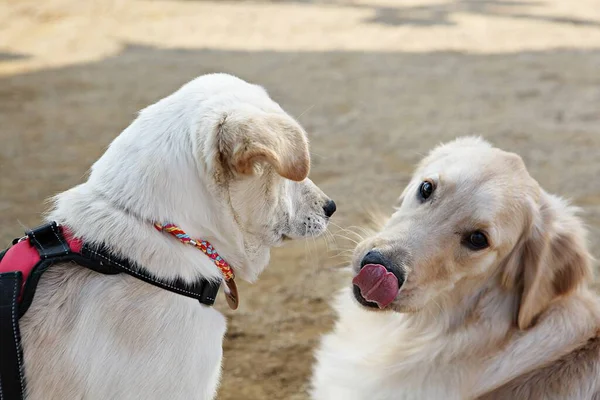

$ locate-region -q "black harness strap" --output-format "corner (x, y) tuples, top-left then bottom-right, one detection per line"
(80, 243), (221, 305)
(0, 272), (25, 400)
(15, 222), (221, 318)
(27, 222), (70, 260)
(0, 221), (222, 400)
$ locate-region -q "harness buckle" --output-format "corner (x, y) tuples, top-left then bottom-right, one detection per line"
(26, 221), (71, 259)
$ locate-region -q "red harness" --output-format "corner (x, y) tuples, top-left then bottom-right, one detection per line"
(0, 227), (83, 303)
(0, 221), (222, 400)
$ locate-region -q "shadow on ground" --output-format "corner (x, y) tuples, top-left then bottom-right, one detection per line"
(170, 0), (600, 28)
(1, 44), (600, 399)
(0, 51), (29, 62)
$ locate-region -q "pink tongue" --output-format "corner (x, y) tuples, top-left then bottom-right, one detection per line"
(352, 264), (399, 308)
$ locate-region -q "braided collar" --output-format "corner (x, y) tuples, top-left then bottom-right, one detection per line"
(154, 223), (239, 309)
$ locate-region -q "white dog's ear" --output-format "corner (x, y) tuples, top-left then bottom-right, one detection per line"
(502, 192), (592, 330)
(218, 111), (310, 182)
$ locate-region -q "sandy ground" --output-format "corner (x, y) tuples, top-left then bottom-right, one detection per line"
(1, 0), (600, 398)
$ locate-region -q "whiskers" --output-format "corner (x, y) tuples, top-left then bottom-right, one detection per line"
(294, 217), (382, 299)
(298, 221), (372, 273)
(300, 205), (387, 273)
(321, 221), (373, 271)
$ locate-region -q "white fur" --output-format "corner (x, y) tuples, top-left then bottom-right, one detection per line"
(19, 73), (332, 399)
(312, 287), (598, 400)
(312, 137), (600, 400)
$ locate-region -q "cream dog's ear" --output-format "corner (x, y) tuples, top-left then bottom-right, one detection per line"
(218, 110), (310, 182)
(502, 191), (592, 330)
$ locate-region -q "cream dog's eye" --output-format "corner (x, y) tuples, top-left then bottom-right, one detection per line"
(419, 181), (435, 200)
(464, 231), (489, 250)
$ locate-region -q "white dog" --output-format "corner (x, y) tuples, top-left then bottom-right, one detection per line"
(312, 137), (600, 400)
(15, 74), (334, 399)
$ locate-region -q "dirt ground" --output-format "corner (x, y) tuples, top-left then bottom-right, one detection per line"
(1, 0), (600, 399)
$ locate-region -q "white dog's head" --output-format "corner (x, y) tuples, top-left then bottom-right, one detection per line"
(88, 74), (335, 282)
(351, 137), (591, 329)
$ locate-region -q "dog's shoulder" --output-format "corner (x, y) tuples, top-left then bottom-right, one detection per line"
(479, 292), (600, 400)
(479, 335), (600, 400)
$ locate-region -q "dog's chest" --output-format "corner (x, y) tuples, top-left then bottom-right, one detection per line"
(314, 356), (464, 400)
(313, 322), (466, 400)
(20, 266), (227, 400)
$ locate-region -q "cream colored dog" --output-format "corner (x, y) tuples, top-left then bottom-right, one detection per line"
(312, 137), (600, 400)
(19, 74), (334, 399)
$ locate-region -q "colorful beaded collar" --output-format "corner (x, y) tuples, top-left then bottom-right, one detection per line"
(154, 223), (239, 309)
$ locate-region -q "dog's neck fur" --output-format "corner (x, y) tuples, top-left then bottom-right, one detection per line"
(47, 89), (271, 284)
(326, 277), (598, 399)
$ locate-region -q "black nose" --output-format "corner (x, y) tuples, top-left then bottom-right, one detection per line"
(360, 250), (405, 287)
(323, 199), (336, 218)
(361, 250), (389, 268)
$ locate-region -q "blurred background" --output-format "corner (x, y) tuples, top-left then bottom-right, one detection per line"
(1, 0), (599, 398)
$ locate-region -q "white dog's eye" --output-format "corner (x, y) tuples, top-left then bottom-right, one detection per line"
(419, 180), (435, 200)
(464, 231), (489, 250)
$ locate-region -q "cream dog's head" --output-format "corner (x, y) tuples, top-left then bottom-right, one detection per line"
(88, 73), (335, 282)
(351, 137), (591, 329)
